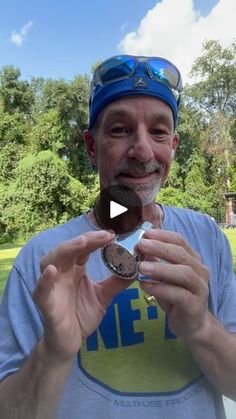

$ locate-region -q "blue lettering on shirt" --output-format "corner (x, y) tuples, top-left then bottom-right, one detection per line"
(86, 288), (176, 352)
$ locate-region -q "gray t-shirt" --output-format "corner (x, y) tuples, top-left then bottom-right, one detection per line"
(1, 205), (236, 419)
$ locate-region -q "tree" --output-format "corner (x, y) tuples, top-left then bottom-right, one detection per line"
(30, 109), (67, 155)
(0, 66), (34, 115)
(184, 40), (236, 197)
(0, 110), (29, 181)
(187, 40), (236, 117)
(38, 75), (93, 182)
(0, 109), (29, 147)
(175, 102), (203, 189)
(64, 75), (92, 182)
(158, 155), (217, 217)
(0, 151), (90, 236)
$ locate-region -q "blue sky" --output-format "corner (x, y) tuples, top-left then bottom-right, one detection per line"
(0, 0), (233, 83)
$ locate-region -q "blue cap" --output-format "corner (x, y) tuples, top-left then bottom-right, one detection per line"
(88, 66), (180, 129)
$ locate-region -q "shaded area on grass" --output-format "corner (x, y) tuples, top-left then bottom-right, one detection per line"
(0, 243), (23, 250)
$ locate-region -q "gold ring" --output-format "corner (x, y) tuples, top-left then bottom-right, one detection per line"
(144, 295), (156, 306)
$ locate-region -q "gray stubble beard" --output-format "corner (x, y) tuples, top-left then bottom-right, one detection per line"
(110, 174), (164, 206)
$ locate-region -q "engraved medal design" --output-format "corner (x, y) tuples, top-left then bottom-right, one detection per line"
(101, 221), (153, 279)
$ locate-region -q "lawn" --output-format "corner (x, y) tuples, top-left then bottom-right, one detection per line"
(223, 229), (236, 271)
(0, 243), (22, 295)
(0, 229), (236, 297)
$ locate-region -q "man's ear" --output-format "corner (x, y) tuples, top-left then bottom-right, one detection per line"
(83, 129), (97, 166)
(172, 132), (179, 158)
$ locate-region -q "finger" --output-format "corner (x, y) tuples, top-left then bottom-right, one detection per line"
(143, 229), (201, 261)
(95, 275), (135, 307)
(33, 264), (58, 306)
(134, 243), (160, 263)
(140, 280), (192, 309)
(41, 230), (115, 272)
(139, 261), (209, 297)
(137, 237), (208, 279)
(140, 282), (172, 313)
(74, 230), (115, 265)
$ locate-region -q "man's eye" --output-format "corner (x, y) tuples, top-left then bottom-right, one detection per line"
(111, 126), (127, 135)
(151, 129), (170, 139)
(151, 129), (167, 135)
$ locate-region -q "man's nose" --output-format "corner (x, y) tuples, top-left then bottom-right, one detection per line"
(127, 127), (154, 162)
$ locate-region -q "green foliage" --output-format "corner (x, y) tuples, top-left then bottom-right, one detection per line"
(159, 155), (225, 220)
(62, 75), (92, 180)
(183, 39), (236, 203)
(165, 161), (182, 189)
(0, 111), (29, 182)
(0, 111), (29, 146)
(182, 155), (221, 216)
(157, 187), (187, 207)
(230, 176), (236, 191)
(36, 75), (92, 181)
(0, 141), (26, 182)
(41, 75), (90, 124)
(0, 151), (89, 235)
(184, 154), (209, 194)
(30, 109), (67, 154)
(229, 162), (236, 192)
(42, 79), (76, 119)
(171, 97), (205, 190)
(0, 66), (34, 115)
(187, 40), (236, 116)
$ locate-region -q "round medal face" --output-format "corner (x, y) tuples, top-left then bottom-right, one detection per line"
(102, 243), (138, 279)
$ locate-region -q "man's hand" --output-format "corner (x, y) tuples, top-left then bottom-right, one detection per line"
(137, 229), (210, 341)
(33, 230), (131, 363)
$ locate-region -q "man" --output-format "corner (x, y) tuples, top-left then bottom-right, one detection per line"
(0, 55), (236, 419)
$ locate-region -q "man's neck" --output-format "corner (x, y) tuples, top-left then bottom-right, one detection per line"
(90, 199), (163, 233)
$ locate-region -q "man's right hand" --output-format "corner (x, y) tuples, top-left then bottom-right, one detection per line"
(33, 230), (131, 364)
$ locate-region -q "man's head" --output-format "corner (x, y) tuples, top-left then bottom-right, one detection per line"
(88, 55), (182, 130)
(84, 55), (182, 206)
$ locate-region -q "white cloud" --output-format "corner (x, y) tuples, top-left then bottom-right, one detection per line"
(10, 21), (33, 47)
(118, 0), (236, 84)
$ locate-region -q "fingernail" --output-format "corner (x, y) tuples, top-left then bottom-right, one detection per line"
(139, 261), (154, 274)
(100, 230), (114, 236)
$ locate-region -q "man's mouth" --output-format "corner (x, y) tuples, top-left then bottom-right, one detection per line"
(117, 170), (159, 178)
(115, 171), (159, 183)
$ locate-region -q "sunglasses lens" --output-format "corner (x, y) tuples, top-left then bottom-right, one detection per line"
(99, 56), (136, 84)
(148, 59), (179, 90)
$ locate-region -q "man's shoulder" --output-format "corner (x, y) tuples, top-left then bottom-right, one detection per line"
(163, 204), (214, 222)
(162, 204), (220, 237)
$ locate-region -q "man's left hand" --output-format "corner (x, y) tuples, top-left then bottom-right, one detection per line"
(137, 229), (210, 340)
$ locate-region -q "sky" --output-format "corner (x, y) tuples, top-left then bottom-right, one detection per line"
(0, 0), (235, 84)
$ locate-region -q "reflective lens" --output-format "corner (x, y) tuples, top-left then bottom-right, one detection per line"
(148, 58), (180, 91)
(96, 56), (136, 84)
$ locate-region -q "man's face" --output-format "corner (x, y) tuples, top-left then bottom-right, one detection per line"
(84, 96), (179, 206)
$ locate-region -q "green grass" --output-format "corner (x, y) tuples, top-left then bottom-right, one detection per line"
(0, 243), (22, 295)
(222, 229), (236, 271)
(0, 229), (236, 297)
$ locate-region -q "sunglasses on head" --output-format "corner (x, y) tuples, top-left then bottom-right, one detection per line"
(92, 55), (183, 104)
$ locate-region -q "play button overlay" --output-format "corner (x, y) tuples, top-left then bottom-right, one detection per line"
(110, 201), (127, 218)
(94, 184), (142, 234)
